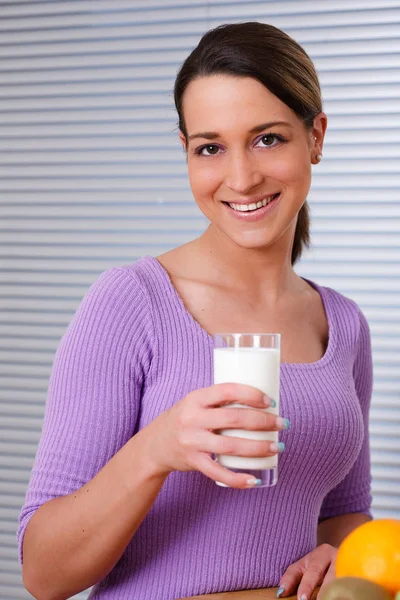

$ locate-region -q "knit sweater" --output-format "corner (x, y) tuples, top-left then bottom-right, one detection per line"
(18, 256), (373, 600)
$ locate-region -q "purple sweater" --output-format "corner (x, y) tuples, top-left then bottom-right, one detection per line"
(18, 256), (373, 600)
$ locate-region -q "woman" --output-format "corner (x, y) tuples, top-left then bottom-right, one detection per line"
(18, 22), (373, 600)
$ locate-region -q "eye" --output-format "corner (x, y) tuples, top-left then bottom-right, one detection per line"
(195, 144), (220, 156)
(255, 133), (284, 148)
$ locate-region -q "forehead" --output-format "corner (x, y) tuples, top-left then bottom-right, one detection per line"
(181, 75), (297, 134)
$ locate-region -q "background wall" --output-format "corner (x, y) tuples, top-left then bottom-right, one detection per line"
(1, 1), (399, 598)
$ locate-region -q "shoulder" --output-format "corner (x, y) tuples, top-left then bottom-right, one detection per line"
(117, 255), (171, 296)
(73, 259), (159, 343)
(313, 280), (358, 312)
(80, 263), (146, 313)
(85, 256), (165, 305)
(307, 279), (370, 349)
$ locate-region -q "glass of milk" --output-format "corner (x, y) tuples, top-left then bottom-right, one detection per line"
(213, 333), (280, 488)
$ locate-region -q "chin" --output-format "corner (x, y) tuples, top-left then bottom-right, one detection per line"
(229, 230), (278, 251)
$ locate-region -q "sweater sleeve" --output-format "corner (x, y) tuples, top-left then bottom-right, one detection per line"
(319, 309), (373, 522)
(17, 267), (154, 563)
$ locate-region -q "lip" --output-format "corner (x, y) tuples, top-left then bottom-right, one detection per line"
(222, 193), (281, 222)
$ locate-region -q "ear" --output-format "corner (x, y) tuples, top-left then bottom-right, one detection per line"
(311, 112), (328, 164)
(178, 131), (187, 153)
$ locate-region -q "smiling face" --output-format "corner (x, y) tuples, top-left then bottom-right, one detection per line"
(181, 75), (325, 252)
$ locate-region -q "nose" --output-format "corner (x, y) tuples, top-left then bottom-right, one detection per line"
(224, 151), (263, 195)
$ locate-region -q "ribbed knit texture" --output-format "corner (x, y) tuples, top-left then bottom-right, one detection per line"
(18, 256), (373, 600)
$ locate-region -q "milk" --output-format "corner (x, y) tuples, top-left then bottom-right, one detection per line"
(213, 347), (280, 470)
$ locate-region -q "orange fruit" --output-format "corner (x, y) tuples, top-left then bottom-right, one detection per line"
(336, 519), (400, 594)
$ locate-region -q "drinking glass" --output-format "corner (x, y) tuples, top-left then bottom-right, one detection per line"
(213, 333), (281, 488)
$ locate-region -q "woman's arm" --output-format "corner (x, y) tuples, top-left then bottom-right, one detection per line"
(277, 307), (374, 600)
(18, 268), (156, 600)
(23, 384), (282, 600)
(317, 512), (371, 548)
(23, 428), (167, 600)
(318, 308), (373, 524)
(276, 513), (372, 599)
(20, 267), (281, 600)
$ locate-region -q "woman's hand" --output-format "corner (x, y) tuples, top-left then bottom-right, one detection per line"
(142, 382), (287, 489)
(277, 544), (337, 600)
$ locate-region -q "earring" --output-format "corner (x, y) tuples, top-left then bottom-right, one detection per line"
(316, 153), (323, 162)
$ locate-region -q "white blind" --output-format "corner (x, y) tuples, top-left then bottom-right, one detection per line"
(1, 2), (399, 598)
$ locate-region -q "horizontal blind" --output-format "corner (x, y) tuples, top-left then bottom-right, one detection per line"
(1, 1), (399, 598)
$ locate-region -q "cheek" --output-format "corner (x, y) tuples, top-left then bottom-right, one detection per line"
(271, 153), (311, 186)
(188, 161), (220, 199)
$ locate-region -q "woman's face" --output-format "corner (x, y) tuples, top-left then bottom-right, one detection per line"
(180, 75), (326, 251)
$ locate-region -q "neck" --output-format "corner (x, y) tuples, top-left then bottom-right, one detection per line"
(191, 224), (301, 302)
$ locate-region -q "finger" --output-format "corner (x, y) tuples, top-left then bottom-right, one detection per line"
(316, 562), (336, 600)
(277, 560), (305, 597)
(296, 565), (328, 600)
(278, 545), (335, 599)
(296, 547), (333, 600)
(194, 452), (263, 489)
(201, 406), (289, 432)
(199, 383), (271, 409)
(192, 430), (283, 458)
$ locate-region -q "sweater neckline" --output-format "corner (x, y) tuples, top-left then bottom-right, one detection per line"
(144, 255), (335, 370)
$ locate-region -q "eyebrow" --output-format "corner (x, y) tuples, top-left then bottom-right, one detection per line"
(187, 121), (292, 142)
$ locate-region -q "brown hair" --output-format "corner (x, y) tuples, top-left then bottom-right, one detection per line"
(174, 22), (323, 264)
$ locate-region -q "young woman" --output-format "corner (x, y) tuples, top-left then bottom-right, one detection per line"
(18, 22), (373, 600)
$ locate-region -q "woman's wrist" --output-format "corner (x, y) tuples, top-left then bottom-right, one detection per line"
(125, 426), (172, 484)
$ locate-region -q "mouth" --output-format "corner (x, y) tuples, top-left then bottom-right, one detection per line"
(222, 193), (281, 220)
(225, 193), (280, 212)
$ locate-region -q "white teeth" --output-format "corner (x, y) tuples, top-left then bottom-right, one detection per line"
(229, 195), (274, 212)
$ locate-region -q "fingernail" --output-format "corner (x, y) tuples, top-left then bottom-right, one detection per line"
(271, 441), (285, 453)
(263, 395), (271, 406)
(247, 478), (262, 487)
(299, 595), (307, 600)
(276, 587), (285, 598)
(276, 417), (290, 430)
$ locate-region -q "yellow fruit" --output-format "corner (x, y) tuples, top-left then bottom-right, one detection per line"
(336, 519), (400, 594)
